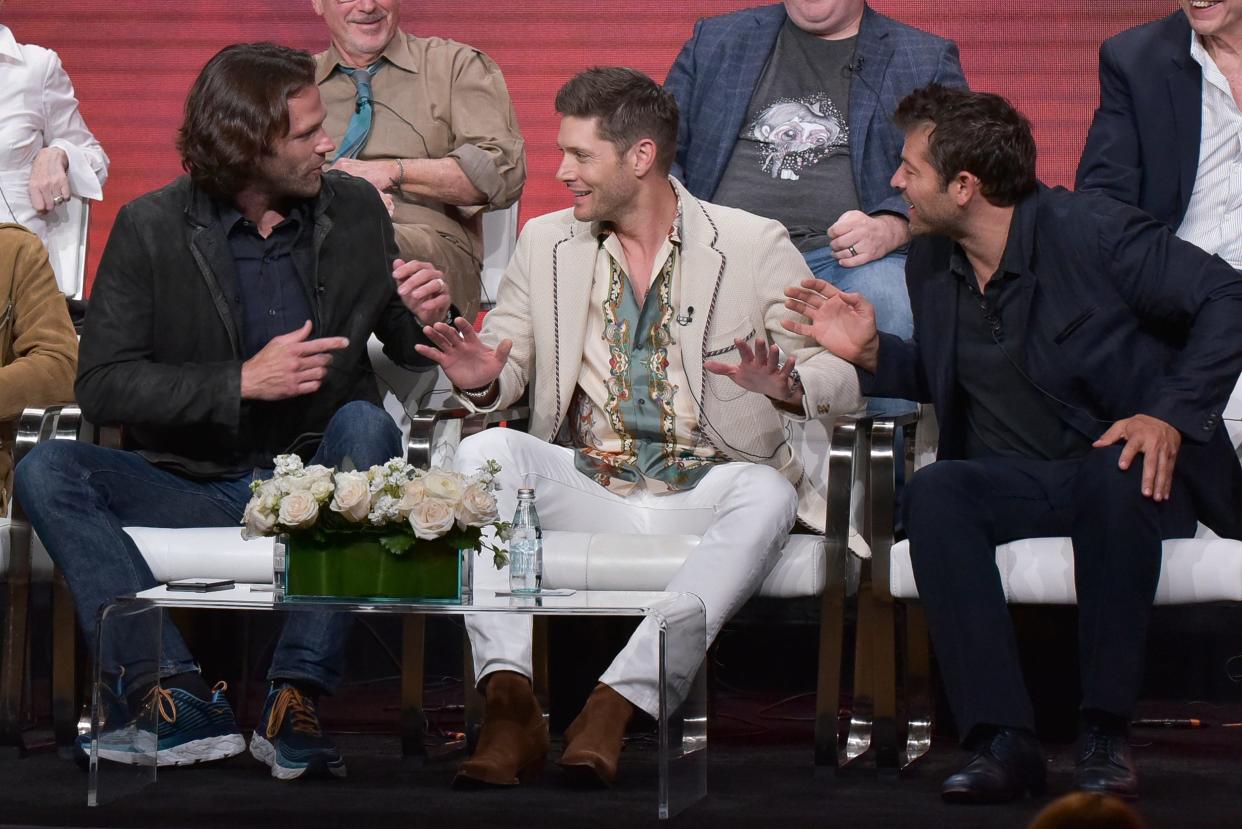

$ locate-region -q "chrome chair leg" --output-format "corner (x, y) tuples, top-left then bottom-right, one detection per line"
(902, 605), (933, 768)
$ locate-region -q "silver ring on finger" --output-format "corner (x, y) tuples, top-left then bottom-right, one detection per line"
(53, 195), (66, 206)
(847, 244), (858, 257)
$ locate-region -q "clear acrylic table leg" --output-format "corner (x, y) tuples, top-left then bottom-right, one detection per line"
(654, 592), (707, 820)
(88, 599), (161, 806)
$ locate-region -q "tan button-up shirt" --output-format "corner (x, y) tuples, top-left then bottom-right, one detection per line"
(314, 31), (525, 265)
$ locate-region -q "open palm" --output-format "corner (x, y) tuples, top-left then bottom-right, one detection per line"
(782, 278), (879, 368)
(414, 319), (512, 391)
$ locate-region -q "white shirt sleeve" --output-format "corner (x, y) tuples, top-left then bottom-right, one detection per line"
(40, 50), (108, 200)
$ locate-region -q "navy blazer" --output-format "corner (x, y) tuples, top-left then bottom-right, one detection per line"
(863, 186), (1242, 538)
(665, 3), (966, 217)
(1076, 12), (1202, 230)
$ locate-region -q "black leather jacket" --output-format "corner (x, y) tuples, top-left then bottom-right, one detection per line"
(77, 172), (434, 479)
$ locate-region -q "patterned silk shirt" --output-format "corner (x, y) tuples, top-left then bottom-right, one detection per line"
(570, 205), (728, 495)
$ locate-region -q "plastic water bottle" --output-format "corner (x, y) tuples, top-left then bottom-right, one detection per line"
(509, 487), (542, 594)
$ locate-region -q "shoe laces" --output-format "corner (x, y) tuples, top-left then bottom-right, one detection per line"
(144, 686), (177, 725)
(266, 685), (322, 739)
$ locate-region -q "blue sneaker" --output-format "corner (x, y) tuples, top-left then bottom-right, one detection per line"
(249, 683), (346, 781)
(77, 681), (245, 767)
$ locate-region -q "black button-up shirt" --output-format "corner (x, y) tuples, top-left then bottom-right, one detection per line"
(952, 205), (1093, 461)
(219, 203), (314, 359)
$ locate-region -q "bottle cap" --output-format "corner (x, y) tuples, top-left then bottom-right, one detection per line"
(517, 487), (534, 496)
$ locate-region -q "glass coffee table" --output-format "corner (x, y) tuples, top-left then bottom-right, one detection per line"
(88, 585), (707, 819)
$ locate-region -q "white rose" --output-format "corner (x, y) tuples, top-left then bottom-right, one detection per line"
(277, 491), (319, 530)
(421, 470), (465, 503)
(308, 477), (335, 502)
(456, 482), (498, 528)
(241, 497), (278, 540)
(409, 498), (456, 540)
(395, 478), (427, 516)
(253, 480), (282, 511)
(330, 471), (372, 523)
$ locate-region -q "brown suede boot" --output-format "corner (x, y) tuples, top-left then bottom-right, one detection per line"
(453, 671), (549, 788)
(558, 683), (636, 787)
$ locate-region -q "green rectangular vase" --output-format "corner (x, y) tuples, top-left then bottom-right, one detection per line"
(282, 533), (463, 603)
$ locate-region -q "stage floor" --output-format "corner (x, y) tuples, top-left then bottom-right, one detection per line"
(2, 713), (1239, 829)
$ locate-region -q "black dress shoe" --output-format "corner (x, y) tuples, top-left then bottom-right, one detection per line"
(1074, 727), (1138, 800)
(941, 728), (1047, 804)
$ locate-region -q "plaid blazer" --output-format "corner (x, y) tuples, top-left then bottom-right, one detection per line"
(666, 3), (967, 218)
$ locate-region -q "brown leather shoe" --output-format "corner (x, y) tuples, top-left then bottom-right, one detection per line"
(453, 671), (549, 788)
(558, 683), (636, 787)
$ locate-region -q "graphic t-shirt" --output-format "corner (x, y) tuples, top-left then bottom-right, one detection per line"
(713, 20), (860, 252)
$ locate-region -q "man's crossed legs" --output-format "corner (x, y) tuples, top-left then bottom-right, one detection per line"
(453, 427), (798, 787)
(14, 401), (401, 780)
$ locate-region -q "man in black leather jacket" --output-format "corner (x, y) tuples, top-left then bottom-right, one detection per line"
(15, 43), (451, 781)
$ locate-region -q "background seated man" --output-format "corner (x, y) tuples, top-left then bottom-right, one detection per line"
(15, 42), (448, 781)
(1077, 0), (1242, 270)
(785, 84), (1242, 804)
(416, 67), (862, 790)
(312, 0), (525, 319)
(665, 0), (967, 352)
(0, 223), (76, 511)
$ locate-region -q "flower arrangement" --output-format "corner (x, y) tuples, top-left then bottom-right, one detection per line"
(241, 454), (510, 568)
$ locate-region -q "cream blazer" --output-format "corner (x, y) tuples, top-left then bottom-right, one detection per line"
(464, 179), (863, 531)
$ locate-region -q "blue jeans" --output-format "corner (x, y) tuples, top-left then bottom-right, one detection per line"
(14, 400), (401, 695)
(803, 247), (915, 417)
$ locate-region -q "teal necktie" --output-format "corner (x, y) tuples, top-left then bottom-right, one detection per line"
(335, 61), (384, 161)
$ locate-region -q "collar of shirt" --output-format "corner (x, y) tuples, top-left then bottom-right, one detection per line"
(215, 200), (308, 241)
(0, 25), (23, 64)
(949, 187), (1039, 287)
(595, 186), (686, 247)
(316, 31), (417, 84)
(1189, 30), (1236, 100)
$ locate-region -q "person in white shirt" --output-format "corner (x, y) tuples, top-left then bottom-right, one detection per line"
(1077, 1), (1242, 270)
(0, 5), (109, 243)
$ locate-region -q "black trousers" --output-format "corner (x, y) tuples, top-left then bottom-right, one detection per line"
(902, 445), (1198, 740)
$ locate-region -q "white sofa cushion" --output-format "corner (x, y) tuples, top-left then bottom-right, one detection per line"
(890, 527), (1242, 605)
(123, 526), (275, 584)
(542, 530), (842, 599)
(0, 520), (56, 581)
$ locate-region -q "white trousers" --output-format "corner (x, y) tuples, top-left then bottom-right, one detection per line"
(455, 428), (798, 718)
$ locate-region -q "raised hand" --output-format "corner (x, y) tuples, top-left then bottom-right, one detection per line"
(393, 258), (451, 325)
(705, 337), (801, 404)
(1092, 414), (1182, 502)
(783, 278), (880, 372)
(415, 318), (512, 392)
(241, 320), (350, 401)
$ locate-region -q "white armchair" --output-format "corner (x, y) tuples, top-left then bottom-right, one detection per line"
(865, 376), (1242, 770)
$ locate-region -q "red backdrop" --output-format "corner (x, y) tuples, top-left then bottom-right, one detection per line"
(4, 1), (1178, 293)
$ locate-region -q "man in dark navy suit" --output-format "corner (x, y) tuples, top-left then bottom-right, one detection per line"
(1077, 1), (1242, 270)
(786, 85), (1242, 803)
(665, 1), (966, 352)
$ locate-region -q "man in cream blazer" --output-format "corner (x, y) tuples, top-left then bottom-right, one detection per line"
(416, 67), (861, 790)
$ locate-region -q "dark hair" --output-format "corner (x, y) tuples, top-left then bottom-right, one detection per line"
(893, 84), (1037, 206)
(177, 42), (316, 198)
(555, 67), (679, 174)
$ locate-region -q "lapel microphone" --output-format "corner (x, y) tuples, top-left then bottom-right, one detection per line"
(676, 305), (695, 326)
